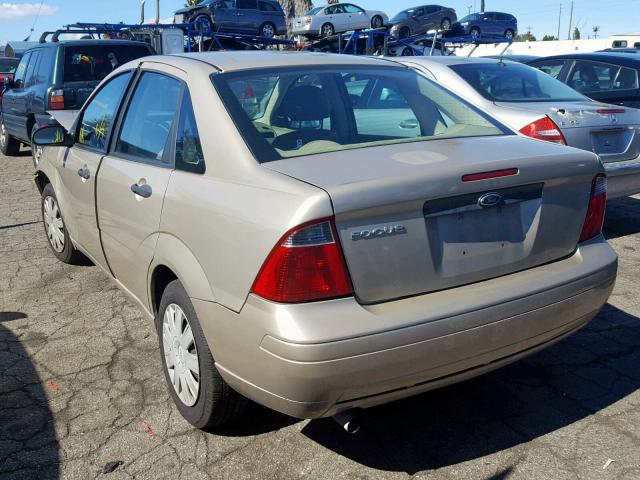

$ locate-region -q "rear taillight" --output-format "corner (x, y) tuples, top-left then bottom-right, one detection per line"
(579, 174), (607, 242)
(49, 89), (64, 110)
(305, 16), (312, 25)
(519, 116), (566, 145)
(596, 108), (625, 114)
(251, 218), (353, 303)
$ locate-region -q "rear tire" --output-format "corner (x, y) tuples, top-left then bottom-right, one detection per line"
(0, 117), (20, 156)
(321, 23), (335, 37)
(504, 29), (514, 39)
(470, 26), (481, 37)
(259, 22), (276, 38)
(440, 18), (452, 30)
(157, 280), (248, 429)
(371, 15), (383, 29)
(398, 26), (411, 39)
(401, 47), (414, 56)
(41, 183), (85, 264)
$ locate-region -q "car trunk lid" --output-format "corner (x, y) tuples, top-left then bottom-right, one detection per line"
(264, 135), (601, 304)
(496, 100), (640, 163)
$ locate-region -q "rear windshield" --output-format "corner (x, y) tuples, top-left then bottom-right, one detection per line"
(0, 58), (19, 73)
(63, 44), (151, 82)
(212, 65), (509, 163)
(450, 61), (588, 102)
(307, 7), (323, 15)
(459, 14), (479, 22)
(391, 10), (411, 22)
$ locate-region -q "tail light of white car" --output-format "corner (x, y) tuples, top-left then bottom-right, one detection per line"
(579, 174), (607, 242)
(519, 116), (566, 145)
(252, 218), (353, 303)
(305, 17), (312, 25)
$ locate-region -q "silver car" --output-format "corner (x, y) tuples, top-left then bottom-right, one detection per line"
(292, 3), (388, 38)
(32, 51), (617, 429)
(399, 56), (640, 198)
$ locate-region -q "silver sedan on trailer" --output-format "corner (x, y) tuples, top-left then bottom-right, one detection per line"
(398, 56), (640, 198)
(32, 51), (616, 429)
(292, 3), (388, 37)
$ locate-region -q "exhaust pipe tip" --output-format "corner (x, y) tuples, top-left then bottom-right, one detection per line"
(333, 410), (361, 434)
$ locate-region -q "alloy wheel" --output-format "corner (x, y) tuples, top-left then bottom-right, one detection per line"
(43, 196), (65, 253)
(0, 121), (7, 149)
(163, 303), (200, 407)
(261, 23), (275, 38)
(441, 19), (451, 30)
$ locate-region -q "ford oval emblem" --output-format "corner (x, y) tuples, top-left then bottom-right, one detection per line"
(478, 192), (504, 208)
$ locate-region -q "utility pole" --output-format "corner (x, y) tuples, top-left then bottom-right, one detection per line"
(567, 0), (574, 40)
(468, 5), (472, 15)
(557, 3), (562, 40)
(480, 0), (485, 12)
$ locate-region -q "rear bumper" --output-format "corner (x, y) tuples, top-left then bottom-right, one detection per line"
(194, 236), (617, 419)
(604, 157), (640, 198)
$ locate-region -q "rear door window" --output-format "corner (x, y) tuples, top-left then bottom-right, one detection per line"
(24, 50), (40, 87)
(258, 1), (277, 12)
(77, 72), (132, 151)
(175, 89), (205, 174)
(115, 72), (182, 163)
(236, 0), (257, 9)
(12, 52), (31, 87)
(568, 60), (638, 93)
(63, 45), (151, 83)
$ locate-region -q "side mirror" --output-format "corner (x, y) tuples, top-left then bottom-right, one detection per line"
(3, 77), (14, 90)
(483, 17), (489, 21)
(32, 125), (75, 147)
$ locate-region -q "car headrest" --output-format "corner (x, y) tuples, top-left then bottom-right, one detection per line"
(279, 85), (330, 122)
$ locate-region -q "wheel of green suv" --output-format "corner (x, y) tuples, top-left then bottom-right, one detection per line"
(157, 279), (248, 429)
(41, 183), (84, 264)
(1, 117), (21, 156)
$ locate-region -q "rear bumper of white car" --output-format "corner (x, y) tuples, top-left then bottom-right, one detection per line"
(193, 235), (617, 419)
(604, 156), (640, 198)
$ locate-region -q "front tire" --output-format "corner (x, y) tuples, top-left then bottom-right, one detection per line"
(371, 15), (383, 29)
(401, 47), (414, 56)
(193, 14), (212, 32)
(0, 117), (20, 156)
(504, 29), (514, 39)
(41, 183), (84, 264)
(321, 23), (335, 37)
(398, 26), (411, 39)
(470, 26), (481, 37)
(158, 280), (248, 429)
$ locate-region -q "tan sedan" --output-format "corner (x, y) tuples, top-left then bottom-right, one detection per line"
(32, 51), (617, 429)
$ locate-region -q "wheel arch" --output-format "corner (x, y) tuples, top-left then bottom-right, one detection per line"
(149, 233), (216, 316)
(34, 170), (51, 194)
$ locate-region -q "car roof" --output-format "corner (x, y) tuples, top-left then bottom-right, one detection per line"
(159, 51), (402, 73)
(403, 56), (518, 66)
(531, 52), (640, 67)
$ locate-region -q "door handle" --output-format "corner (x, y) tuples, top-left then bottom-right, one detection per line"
(131, 183), (152, 198)
(77, 168), (90, 180)
(236, 12), (244, 16)
(399, 119), (419, 129)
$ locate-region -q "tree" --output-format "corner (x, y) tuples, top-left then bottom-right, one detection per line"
(185, 0), (201, 5)
(277, 0), (314, 34)
(573, 27), (581, 40)
(592, 25), (600, 39)
(514, 31), (536, 42)
(542, 35), (558, 41)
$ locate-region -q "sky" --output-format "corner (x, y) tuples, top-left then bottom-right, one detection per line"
(0, 0), (637, 46)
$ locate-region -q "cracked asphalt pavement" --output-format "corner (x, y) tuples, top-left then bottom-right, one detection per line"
(1, 148), (639, 480)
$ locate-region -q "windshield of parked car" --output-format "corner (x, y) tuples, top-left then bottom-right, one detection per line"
(63, 45), (151, 82)
(0, 58), (19, 73)
(450, 61), (588, 102)
(306, 7), (323, 15)
(212, 65), (510, 162)
(390, 10), (411, 22)
(459, 14), (478, 22)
